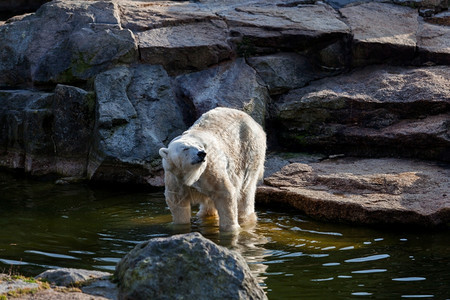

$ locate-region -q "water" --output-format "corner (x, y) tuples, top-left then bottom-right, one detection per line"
(1, 171), (449, 299)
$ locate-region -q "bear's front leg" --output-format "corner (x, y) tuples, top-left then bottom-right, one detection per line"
(213, 190), (240, 232)
(165, 190), (191, 224)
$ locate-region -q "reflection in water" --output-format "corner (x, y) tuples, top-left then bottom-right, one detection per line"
(1, 172), (450, 299)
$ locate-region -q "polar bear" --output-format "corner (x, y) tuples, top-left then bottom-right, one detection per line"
(159, 107), (266, 232)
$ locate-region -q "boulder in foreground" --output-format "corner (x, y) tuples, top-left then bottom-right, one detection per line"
(115, 232), (267, 300)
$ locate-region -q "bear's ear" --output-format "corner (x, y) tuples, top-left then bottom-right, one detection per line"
(159, 148), (169, 160)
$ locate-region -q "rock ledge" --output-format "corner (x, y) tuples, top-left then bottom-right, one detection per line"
(257, 157), (450, 227)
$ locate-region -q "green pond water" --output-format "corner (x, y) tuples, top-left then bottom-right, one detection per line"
(1, 171), (449, 299)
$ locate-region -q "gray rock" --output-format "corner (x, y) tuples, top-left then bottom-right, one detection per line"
(257, 157), (450, 227)
(272, 65), (450, 161)
(118, 0), (218, 32)
(52, 84), (95, 176)
(264, 152), (324, 177)
(223, 3), (350, 54)
(115, 232), (267, 300)
(36, 268), (111, 287)
(0, 274), (39, 295)
(417, 19), (450, 65)
(340, 2), (418, 66)
(137, 20), (233, 74)
(425, 10), (450, 25)
(247, 52), (339, 95)
(0, 85), (94, 176)
(81, 278), (119, 300)
(175, 58), (269, 125)
(0, 89), (52, 172)
(89, 65), (186, 185)
(0, 1), (138, 86)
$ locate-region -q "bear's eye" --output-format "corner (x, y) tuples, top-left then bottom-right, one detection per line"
(182, 147), (189, 151)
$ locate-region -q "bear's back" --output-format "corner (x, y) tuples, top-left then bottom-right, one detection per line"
(191, 107), (260, 135)
(188, 107), (265, 170)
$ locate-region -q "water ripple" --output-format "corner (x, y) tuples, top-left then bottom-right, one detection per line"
(311, 277), (334, 282)
(393, 277), (426, 282)
(352, 292), (373, 296)
(345, 254), (390, 263)
(352, 269), (387, 274)
(290, 227), (343, 236)
(0, 258), (29, 265)
(24, 250), (80, 260)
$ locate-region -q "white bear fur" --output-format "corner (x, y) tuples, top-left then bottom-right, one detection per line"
(159, 107), (266, 232)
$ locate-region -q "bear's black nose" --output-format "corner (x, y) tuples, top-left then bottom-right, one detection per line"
(197, 151), (206, 160)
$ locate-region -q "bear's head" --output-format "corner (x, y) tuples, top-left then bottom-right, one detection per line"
(159, 136), (207, 185)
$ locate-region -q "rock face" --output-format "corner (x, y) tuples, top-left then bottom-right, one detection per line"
(0, 1), (137, 86)
(272, 65), (450, 161)
(115, 232), (267, 300)
(0, 0), (449, 187)
(257, 158), (450, 227)
(340, 3), (418, 66)
(340, 2), (450, 66)
(137, 19), (233, 74)
(88, 65), (186, 184)
(175, 58), (270, 125)
(0, 85), (94, 177)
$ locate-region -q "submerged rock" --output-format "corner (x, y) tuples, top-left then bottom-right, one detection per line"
(115, 232), (267, 300)
(257, 158), (450, 227)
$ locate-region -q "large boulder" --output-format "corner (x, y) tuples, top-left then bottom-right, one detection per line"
(417, 18), (450, 64)
(222, 3), (350, 55)
(115, 232), (267, 300)
(257, 158), (450, 227)
(0, 1), (137, 87)
(340, 2), (418, 66)
(137, 20), (233, 75)
(340, 2), (450, 66)
(247, 53), (341, 95)
(0, 85), (94, 176)
(88, 65), (186, 185)
(271, 65), (450, 161)
(175, 58), (270, 125)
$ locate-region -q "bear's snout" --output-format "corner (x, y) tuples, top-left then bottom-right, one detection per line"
(191, 150), (206, 165)
(197, 150), (206, 161)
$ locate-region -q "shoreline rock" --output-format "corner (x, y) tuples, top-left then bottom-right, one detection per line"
(1, 233), (267, 299)
(115, 232), (267, 300)
(0, 269), (116, 300)
(257, 157), (450, 227)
